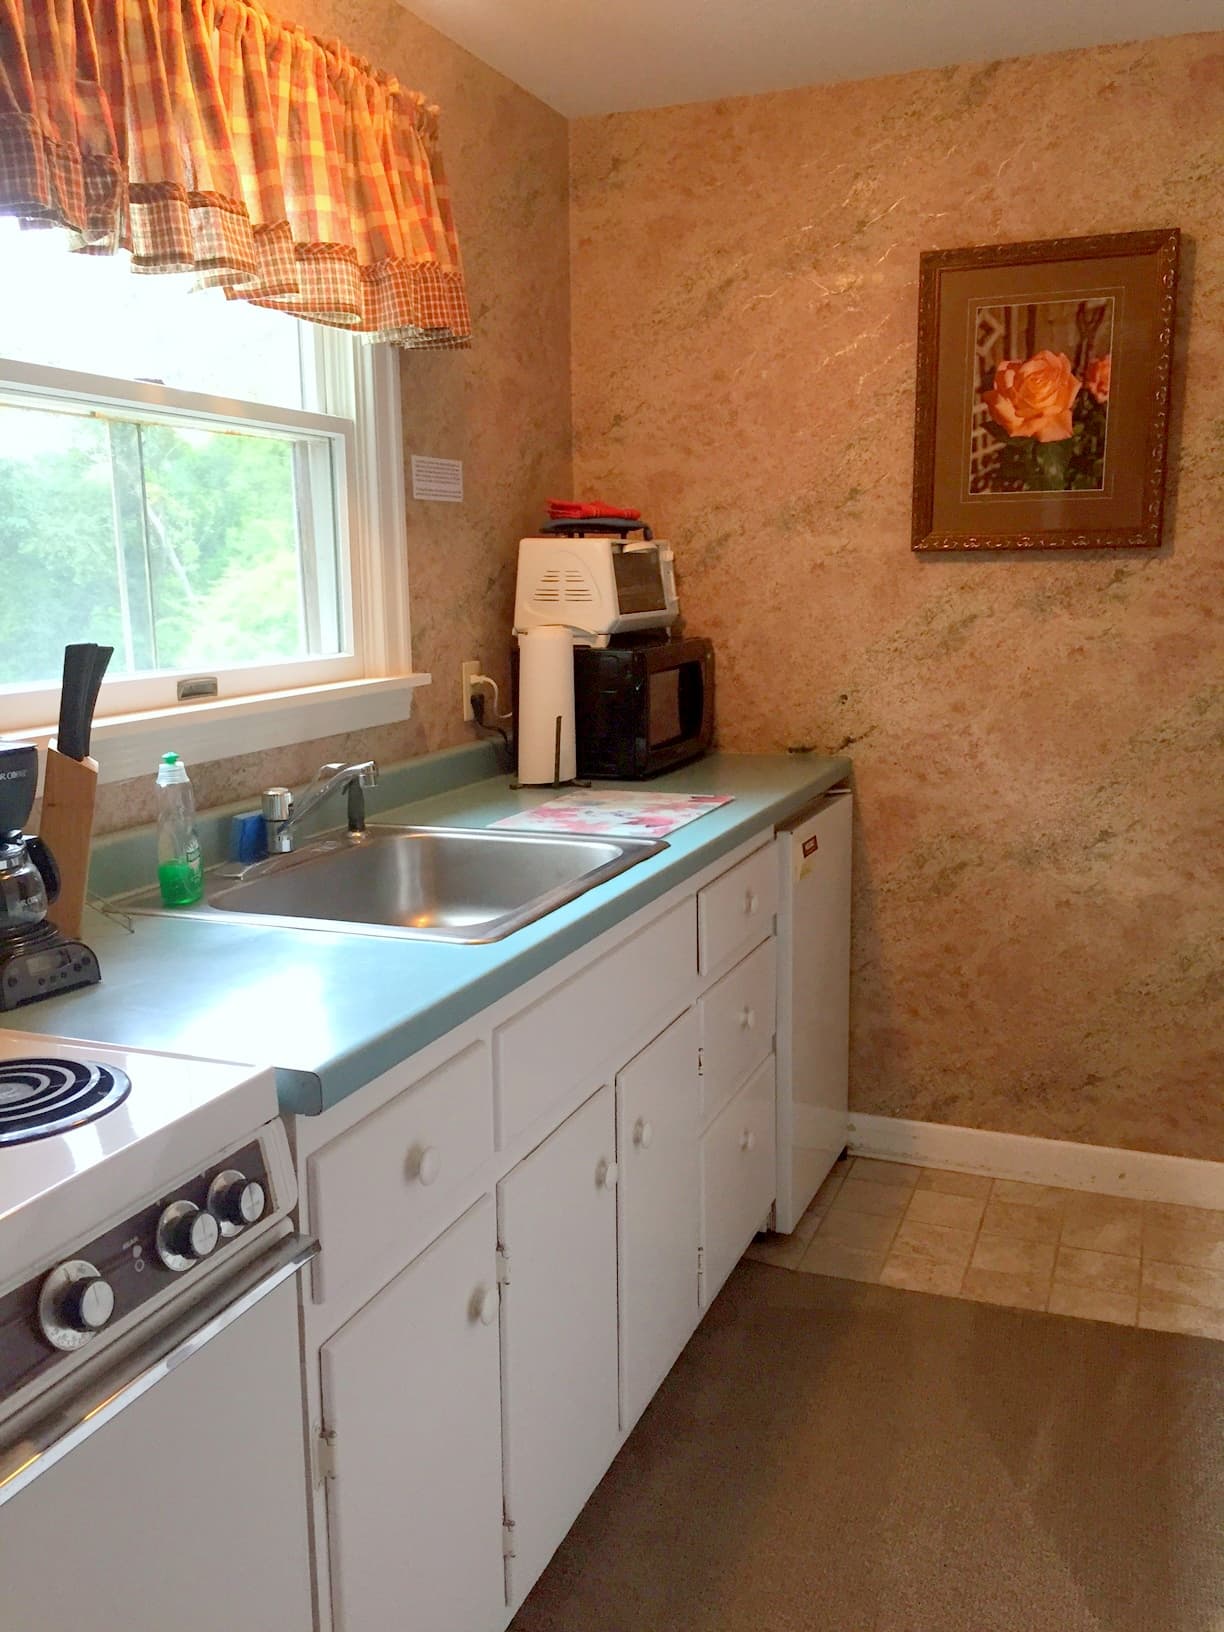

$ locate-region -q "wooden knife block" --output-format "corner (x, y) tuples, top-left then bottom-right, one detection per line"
(40, 744), (99, 941)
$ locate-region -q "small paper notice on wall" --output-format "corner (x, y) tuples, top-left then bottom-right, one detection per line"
(411, 455), (464, 503)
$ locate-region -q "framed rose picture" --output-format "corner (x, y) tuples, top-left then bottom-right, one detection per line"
(911, 228), (1180, 551)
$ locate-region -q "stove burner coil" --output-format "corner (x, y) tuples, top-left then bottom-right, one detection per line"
(0, 1058), (131, 1145)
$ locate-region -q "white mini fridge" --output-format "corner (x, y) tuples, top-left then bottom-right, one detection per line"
(774, 790), (853, 1233)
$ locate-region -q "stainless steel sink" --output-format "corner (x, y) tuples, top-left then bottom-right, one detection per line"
(136, 825), (668, 943)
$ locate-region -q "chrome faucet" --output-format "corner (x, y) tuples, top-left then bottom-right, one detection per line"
(261, 760), (379, 855)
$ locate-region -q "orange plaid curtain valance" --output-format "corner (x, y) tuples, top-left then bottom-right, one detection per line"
(0, 0), (471, 348)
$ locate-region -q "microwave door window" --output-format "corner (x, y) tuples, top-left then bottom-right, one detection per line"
(613, 550), (667, 614)
(648, 668), (683, 747)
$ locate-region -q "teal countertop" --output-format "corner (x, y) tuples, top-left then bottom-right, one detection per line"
(1, 749), (849, 1114)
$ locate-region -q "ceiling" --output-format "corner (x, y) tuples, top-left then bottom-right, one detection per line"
(403, 0), (1220, 117)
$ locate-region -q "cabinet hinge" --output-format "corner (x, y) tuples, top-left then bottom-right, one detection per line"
(697, 1244), (704, 1299)
(502, 1520), (517, 1559)
(313, 1428), (338, 1487)
(496, 1247), (511, 1286)
(697, 1046), (704, 1077)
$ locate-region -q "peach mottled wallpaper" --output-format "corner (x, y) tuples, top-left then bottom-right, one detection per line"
(92, 0), (571, 832)
(569, 33), (1224, 1158)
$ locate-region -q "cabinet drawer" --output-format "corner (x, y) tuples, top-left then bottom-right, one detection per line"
(697, 842), (778, 975)
(700, 1056), (776, 1306)
(698, 937), (776, 1122)
(308, 1042), (494, 1302)
(494, 900), (693, 1147)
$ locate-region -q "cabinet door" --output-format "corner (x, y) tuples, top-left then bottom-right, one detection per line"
(320, 1197), (505, 1632)
(617, 1009), (700, 1429)
(498, 1084), (619, 1606)
(700, 1056), (777, 1305)
(776, 792), (853, 1229)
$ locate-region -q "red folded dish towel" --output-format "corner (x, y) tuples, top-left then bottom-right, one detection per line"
(548, 498), (641, 521)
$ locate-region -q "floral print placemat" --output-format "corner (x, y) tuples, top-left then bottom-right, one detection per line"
(490, 790), (733, 838)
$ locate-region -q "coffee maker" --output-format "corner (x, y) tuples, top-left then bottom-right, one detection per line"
(0, 742), (101, 1009)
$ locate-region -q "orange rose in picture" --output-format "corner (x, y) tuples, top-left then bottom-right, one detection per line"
(1084, 353), (1111, 404)
(982, 350), (1081, 443)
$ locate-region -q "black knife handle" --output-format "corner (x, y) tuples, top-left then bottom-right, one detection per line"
(81, 645), (112, 759)
(58, 644), (95, 761)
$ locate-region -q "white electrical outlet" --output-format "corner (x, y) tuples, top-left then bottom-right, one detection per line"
(461, 660), (482, 722)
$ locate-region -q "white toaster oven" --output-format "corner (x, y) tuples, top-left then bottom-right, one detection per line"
(513, 536), (678, 646)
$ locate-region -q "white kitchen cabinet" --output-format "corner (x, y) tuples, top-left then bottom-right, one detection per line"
(696, 840), (778, 974)
(308, 1040), (493, 1304)
(498, 1083), (620, 1606)
(700, 1056), (777, 1305)
(494, 900), (693, 1147)
(697, 936), (776, 1122)
(294, 813), (848, 1632)
(319, 1197), (506, 1632)
(616, 1008), (700, 1430)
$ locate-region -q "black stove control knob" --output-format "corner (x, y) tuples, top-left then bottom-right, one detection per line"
(208, 1170), (266, 1236)
(156, 1200), (220, 1272)
(38, 1260), (116, 1351)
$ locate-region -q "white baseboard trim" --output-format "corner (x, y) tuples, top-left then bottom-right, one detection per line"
(846, 1114), (1224, 1209)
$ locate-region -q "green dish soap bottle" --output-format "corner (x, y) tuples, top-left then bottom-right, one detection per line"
(156, 752), (205, 907)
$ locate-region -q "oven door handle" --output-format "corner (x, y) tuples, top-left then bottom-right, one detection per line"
(0, 1232), (318, 1509)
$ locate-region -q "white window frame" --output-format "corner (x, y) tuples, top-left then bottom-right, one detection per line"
(0, 330), (428, 784)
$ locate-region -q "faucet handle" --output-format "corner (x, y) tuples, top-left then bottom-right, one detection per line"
(261, 787), (293, 823)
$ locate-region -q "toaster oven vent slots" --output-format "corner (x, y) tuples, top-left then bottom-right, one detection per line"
(531, 566), (596, 607)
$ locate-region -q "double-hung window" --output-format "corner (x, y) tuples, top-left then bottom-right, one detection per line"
(0, 221), (422, 778)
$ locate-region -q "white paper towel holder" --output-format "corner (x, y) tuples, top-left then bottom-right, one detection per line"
(510, 625), (590, 790)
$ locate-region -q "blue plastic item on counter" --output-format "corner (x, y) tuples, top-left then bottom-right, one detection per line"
(229, 812), (268, 866)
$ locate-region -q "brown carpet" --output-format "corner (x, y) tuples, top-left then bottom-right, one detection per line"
(511, 1261), (1224, 1632)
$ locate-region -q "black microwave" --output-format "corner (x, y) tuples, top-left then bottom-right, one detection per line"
(572, 636), (714, 779)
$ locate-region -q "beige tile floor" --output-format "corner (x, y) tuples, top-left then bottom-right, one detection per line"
(747, 1156), (1224, 1339)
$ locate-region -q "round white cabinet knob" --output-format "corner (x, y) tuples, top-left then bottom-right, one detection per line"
(412, 1146), (442, 1186)
(739, 1006), (756, 1031)
(633, 1118), (654, 1149)
(739, 1129), (757, 1153)
(471, 1285), (498, 1326)
(597, 1158), (619, 1190)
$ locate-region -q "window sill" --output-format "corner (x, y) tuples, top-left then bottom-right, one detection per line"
(17, 674), (432, 787)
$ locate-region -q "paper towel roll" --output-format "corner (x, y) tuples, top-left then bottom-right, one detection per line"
(517, 626), (577, 785)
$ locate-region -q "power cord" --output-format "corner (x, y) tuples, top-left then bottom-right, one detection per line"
(470, 691), (511, 754)
(469, 674), (513, 720)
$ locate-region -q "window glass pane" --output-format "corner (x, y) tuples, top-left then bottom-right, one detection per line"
(138, 423), (340, 670)
(0, 406), (123, 684)
(0, 399), (343, 689)
(0, 221), (306, 410)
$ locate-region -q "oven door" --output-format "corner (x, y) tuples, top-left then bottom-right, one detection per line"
(0, 1235), (316, 1632)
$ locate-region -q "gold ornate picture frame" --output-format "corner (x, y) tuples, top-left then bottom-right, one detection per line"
(911, 229), (1180, 552)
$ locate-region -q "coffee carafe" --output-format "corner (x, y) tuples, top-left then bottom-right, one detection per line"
(0, 744), (60, 932)
(0, 742), (101, 1008)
